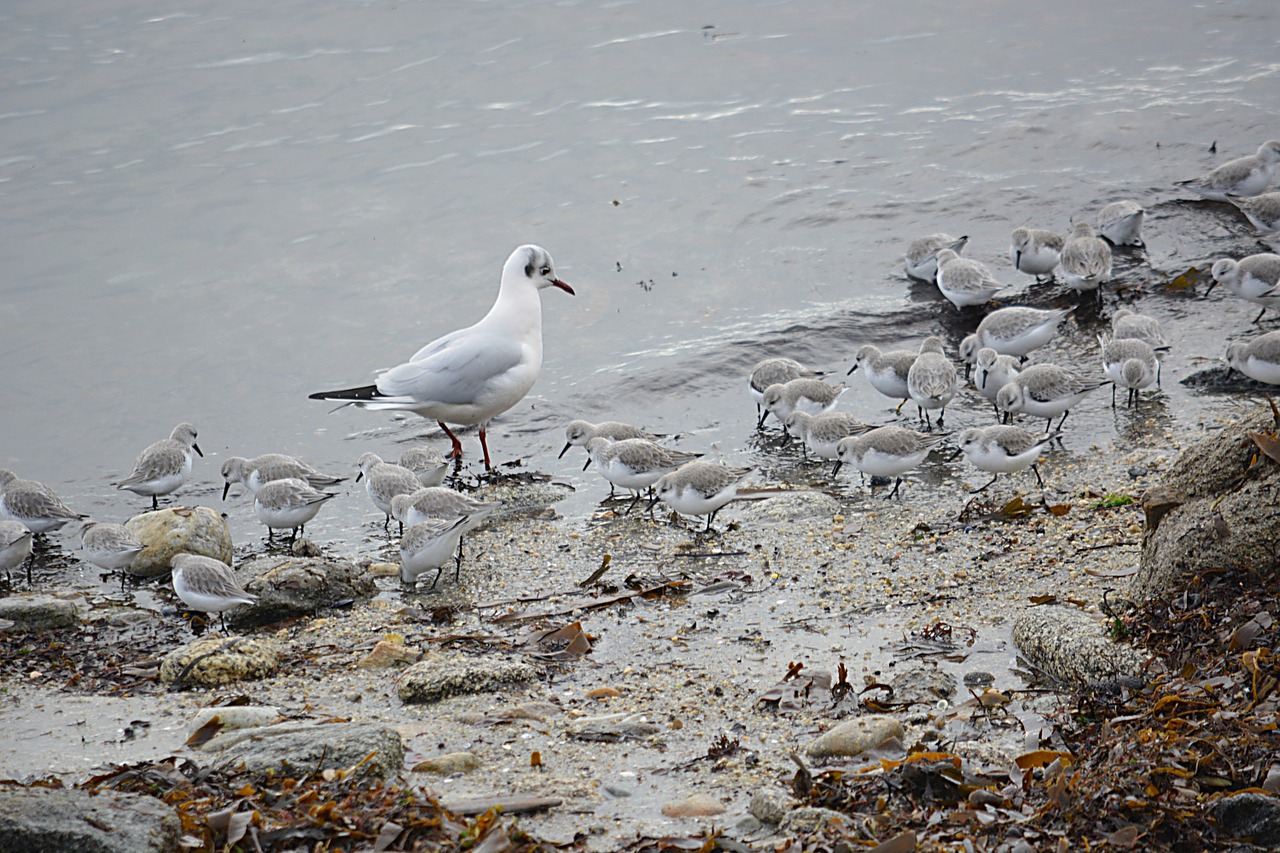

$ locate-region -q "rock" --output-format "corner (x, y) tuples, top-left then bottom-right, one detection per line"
(779, 806), (849, 834)
(890, 665), (957, 704)
(1012, 606), (1144, 687)
(1212, 793), (1280, 845)
(963, 671), (995, 688)
(1135, 408), (1280, 598)
(125, 506), (232, 578)
(158, 634), (281, 687)
(0, 787), (180, 853)
(397, 658), (539, 705)
(0, 595), (79, 631)
(188, 705), (283, 740)
(358, 639), (420, 669)
(232, 555), (376, 628)
(412, 752), (482, 774)
(738, 491), (841, 524)
(200, 721), (404, 781)
(749, 788), (791, 824)
(807, 715), (904, 759)
(477, 480), (572, 522)
(571, 716), (662, 741)
(602, 785), (632, 798)
(660, 793), (725, 818)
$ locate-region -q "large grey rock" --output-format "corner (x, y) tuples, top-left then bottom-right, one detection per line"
(159, 634), (281, 687)
(890, 665), (957, 704)
(806, 715), (904, 759)
(0, 787), (180, 853)
(1212, 792), (1280, 845)
(201, 721), (404, 780)
(738, 491), (841, 525)
(1134, 407), (1280, 599)
(1012, 606), (1145, 687)
(231, 555), (376, 628)
(749, 788), (792, 824)
(398, 658), (540, 705)
(0, 595), (79, 631)
(125, 506), (232, 577)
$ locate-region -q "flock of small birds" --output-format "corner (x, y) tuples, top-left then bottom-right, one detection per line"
(4, 143), (1280, 628)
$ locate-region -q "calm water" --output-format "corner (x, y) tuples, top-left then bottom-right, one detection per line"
(2, 0), (1278, 583)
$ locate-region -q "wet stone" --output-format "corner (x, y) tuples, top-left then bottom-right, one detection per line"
(158, 634), (281, 687)
(397, 658), (540, 705)
(0, 787), (181, 853)
(1012, 606), (1144, 687)
(1214, 793), (1280, 845)
(125, 506), (232, 578)
(963, 671), (996, 688)
(890, 664), (957, 704)
(660, 793), (725, 818)
(189, 705), (283, 739)
(779, 806), (850, 834)
(233, 555), (376, 628)
(201, 721), (404, 781)
(0, 595), (79, 631)
(806, 715), (904, 759)
(749, 788), (791, 824)
(412, 752), (482, 774)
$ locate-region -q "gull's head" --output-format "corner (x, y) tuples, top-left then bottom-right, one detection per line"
(1258, 140), (1280, 162)
(510, 245), (574, 295)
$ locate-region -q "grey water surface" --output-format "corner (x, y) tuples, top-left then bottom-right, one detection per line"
(1, 0), (1278, 589)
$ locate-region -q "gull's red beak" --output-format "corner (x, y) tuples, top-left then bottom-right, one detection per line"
(553, 278), (575, 295)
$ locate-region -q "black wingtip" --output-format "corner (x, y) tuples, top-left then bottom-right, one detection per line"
(308, 384), (382, 402)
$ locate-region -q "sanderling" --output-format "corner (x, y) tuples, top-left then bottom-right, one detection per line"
(220, 453), (346, 499)
(1226, 331), (1280, 384)
(847, 345), (916, 411)
(1059, 223), (1113, 298)
(1175, 140), (1280, 201)
(559, 419), (660, 460)
(963, 306), (1072, 361)
(310, 245), (575, 470)
(907, 336), (958, 428)
(1099, 336), (1159, 406)
(1011, 227), (1064, 280)
(783, 411), (872, 465)
(995, 363), (1107, 431)
(398, 445), (449, 487)
(973, 348), (1022, 414)
(1227, 192), (1280, 233)
(391, 487), (500, 570)
(905, 233), (969, 283)
(833, 426), (946, 499)
(934, 249), (1006, 309)
(650, 461), (752, 532)
(0, 469), (83, 535)
(170, 553), (257, 632)
(748, 358), (824, 419)
(391, 487), (501, 531)
(399, 515), (472, 588)
(1112, 308), (1168, 384)
(253, 477), (337, 543)
(585, 437), (700, 507)
(1096, 200), (1145, 247)
(1207, 254), (1280, 323)
(117, 423), (202, 509)
(78, 520), (144, 573)
(951, 425), (1055, 492)
(0, 520), (34, 584)
(759, 378), (845, 428)
(355, 452), (422, 531)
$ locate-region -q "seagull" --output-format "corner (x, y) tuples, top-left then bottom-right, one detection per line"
(309, 245), (575, 470)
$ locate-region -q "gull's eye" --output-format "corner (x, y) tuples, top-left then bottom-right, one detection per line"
(540, 266), (551, 276)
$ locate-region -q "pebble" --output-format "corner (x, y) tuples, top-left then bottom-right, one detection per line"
(749, 788), (791, 824)
(412, 752), (482, 775)
(806, 715), (904, 759)
(660, 793), (725, 818)
(397, 658), (540, 705)
(779, 806), (850, 834)
(889, 665), (956, 704)
(963, 671), (996, 688)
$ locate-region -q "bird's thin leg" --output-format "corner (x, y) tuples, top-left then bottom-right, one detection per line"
(438, 420), (465, 460)
(1256, 307), (1268, 324)
(895, 398), (908, 413)
(887, 477), (903, 500)
(1054, 410), (1071, 431)
(151, 496), (159, 510)
(971, 474), (999, 494)
(430, 566), (445, 589)
(478, 426), (494, 470)
(1032, 464), (1044, 488)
